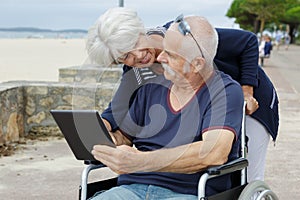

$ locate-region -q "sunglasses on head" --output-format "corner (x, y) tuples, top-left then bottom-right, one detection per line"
(174, 14), (205, 58)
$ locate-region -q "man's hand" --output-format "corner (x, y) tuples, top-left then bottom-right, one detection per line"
(102, 118), (112, 132)
(101, 118), (132, 146)
(109, 130), (132, 146)
(91, 145), (144, 174)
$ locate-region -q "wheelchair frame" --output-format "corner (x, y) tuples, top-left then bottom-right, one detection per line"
(79, 103), (278, 200)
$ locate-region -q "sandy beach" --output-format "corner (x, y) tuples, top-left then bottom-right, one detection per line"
(0, 38), (88, 83)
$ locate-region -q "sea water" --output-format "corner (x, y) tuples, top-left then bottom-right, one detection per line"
(0, 31), (87, 39)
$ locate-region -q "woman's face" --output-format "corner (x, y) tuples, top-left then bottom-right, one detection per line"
(117, 35), (158, 68)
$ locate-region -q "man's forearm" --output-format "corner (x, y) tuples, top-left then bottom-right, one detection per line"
(148, 130), (234, 174)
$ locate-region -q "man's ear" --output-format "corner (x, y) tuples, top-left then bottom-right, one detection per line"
(191, 57), (205, 73)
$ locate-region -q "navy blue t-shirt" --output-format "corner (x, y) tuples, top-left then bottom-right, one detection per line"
(117, 71), (244, 196)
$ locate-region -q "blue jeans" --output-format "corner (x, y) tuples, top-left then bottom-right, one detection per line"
(89, 184), (198, 200)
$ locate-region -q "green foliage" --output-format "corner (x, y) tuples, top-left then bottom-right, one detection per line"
(241, 0), (286, 21)
(226, 0), (257, 31)
(227, 0), (300, 32)
(283, 6), (300, 24)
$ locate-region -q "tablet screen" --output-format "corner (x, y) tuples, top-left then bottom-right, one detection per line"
(51, 110), (115, 161)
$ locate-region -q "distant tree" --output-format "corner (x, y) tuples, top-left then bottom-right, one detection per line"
(226, 0), (259, 32)
(281, 4), (300, 43)
(227, 0), (300, 43)
(227, 0), (287, 34)
(243, 0), (287, 35)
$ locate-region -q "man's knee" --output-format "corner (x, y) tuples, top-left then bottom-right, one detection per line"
(89, 186), (138, 200)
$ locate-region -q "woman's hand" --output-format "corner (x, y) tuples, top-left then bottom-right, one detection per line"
(242, 85), (259, 115)
(245, 95), (259, 115)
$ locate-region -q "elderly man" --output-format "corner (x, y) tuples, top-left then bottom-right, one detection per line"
(90, 16), (244, 199)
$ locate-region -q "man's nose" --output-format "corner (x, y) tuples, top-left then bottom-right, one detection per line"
(157, 51), (166, 63)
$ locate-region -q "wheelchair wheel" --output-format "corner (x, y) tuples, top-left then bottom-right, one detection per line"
(238, 180), (279, 200)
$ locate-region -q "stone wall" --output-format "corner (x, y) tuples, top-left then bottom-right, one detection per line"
(0, 65), (123, 145)
(0, 83), (24, 144)
(59, 64), (123, 84)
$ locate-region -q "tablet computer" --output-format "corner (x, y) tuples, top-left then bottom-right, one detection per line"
(50, 110), (115, 161)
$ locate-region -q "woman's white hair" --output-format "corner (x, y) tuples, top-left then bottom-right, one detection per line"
(86, 7), (145, 66)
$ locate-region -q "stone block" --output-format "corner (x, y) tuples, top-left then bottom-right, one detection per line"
(26, 86), (48, 95)
(6, 112), (20, 142)
(39, 97), (54, 108)
(25, 96), (36, 115)
(58, 65), (123, 84)
(27, 111), (46, 124)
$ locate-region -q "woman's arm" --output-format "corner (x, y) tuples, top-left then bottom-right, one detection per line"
(239, 31), (260, 114)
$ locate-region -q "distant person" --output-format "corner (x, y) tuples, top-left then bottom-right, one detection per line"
(275, 31), (282, 50)
(259, 35), (272, 66)
(284, 33), (291, 50)
(264, 35), (272, 57)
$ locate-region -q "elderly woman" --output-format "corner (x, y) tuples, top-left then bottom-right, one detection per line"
(86, 7), (279, 182)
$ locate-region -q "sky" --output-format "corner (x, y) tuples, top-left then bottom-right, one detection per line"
(0, 0), (237, 30)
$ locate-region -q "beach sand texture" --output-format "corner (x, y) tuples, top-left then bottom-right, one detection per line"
(0, 38), (88, 83)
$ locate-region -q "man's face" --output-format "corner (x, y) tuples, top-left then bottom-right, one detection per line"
(116, 35), (157, 68)
(157, 29), (193, 84)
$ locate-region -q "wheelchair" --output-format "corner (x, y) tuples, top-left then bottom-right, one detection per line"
(78, 104), (279, 200)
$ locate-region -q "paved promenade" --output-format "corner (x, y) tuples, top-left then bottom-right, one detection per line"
(1, 45), (300, 199)
(262, 45), (300, 200)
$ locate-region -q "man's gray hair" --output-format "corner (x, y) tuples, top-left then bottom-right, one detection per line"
(185, 16), (219, 67)
(86, 7), (145, 66)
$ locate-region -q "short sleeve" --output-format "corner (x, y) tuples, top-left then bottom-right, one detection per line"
(202, 78), (244, 139)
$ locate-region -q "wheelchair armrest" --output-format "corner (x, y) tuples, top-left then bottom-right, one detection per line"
(206, 157), (248, 176)
(84, 160), (105, 166)
(198, 157), (248, 198)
